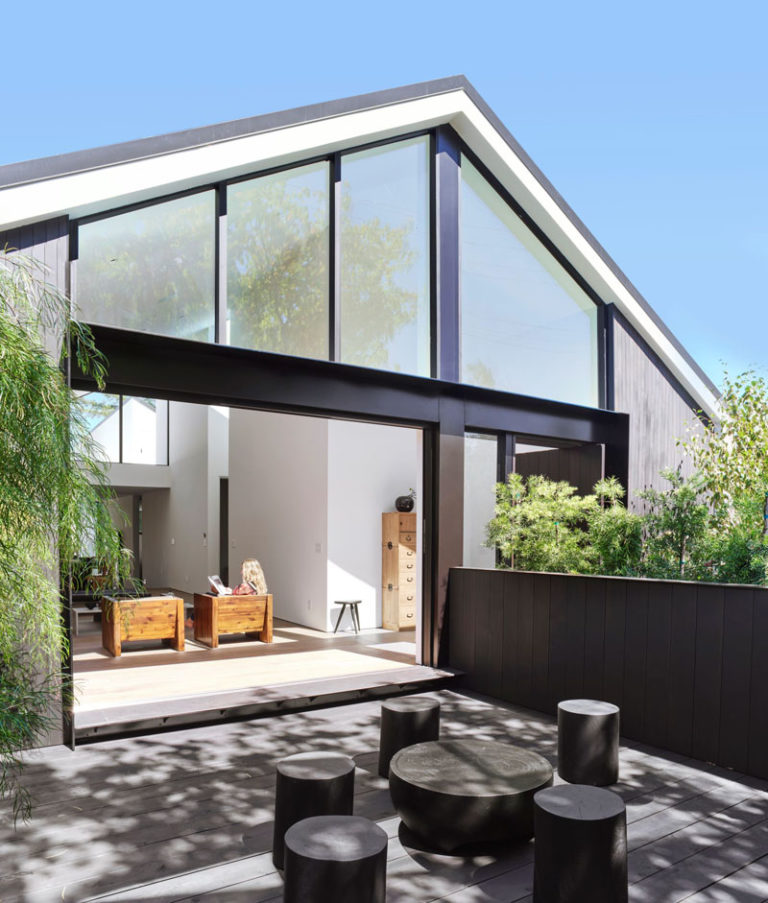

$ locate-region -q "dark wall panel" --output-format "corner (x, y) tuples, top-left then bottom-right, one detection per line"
(749, 598), (768, 777)
(622, 579), (648, 738)
(602, 579), (627, 709)
(583, 578), (606, 700)
(666, 583), (697, 757)
(515, 445), (603, 495)
(0, 217), (69, 293)
(691, 586), (724, 763)
(643, 582), (672, 751)
(718, 587), (753, 773)
(612, 310), (705, 505)
(449, 568), (768, 781)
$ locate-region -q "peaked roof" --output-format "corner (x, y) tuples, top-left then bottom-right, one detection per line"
(0, 76), (718, 416)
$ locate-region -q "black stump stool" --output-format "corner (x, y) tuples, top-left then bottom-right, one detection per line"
(558, 698), (620, 785)
(284, 815), (387, 903)
(534, 784), (627, 903)
(272, 751), (355, 869)
(378, 696), (440, 778)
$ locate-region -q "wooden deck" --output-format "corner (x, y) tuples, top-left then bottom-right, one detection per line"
(5, 690), (768, 901)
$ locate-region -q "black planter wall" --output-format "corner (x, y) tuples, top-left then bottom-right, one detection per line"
(447, 567), (768, 780)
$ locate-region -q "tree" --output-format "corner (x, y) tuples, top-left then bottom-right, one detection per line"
(486, 473), (596, 573)
(681, 369), (768, 530)
(588, 477), (643, 576)
(636, 469), (712, 580)
(0, 249), (123, 822)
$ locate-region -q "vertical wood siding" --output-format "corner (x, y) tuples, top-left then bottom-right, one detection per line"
(515, 445), (604, 495)
(1, 216), (69, 293)
(448, 567), (768, 780)
(612, 310), (705, 504)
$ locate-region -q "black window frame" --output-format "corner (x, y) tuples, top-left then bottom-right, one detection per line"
(70, 125), (608, 403)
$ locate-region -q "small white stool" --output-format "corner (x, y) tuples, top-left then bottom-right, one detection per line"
(73, 607), (99, 636)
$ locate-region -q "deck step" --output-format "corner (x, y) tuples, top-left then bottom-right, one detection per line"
(74, 665), (459, 742)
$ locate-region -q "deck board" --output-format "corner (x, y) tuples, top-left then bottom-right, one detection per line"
(5, 691), (768, 901)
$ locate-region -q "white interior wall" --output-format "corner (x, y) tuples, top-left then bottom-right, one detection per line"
(326, 420), (421, 632)
(228, 409), (329, 631)
(140, 401), (209, 594)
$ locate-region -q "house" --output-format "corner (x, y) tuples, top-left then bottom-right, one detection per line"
(0, 77), (718, 715)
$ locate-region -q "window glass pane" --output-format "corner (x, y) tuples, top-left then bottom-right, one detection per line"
(340, 136), (430, 375)
(122, 397), (169, 465)
(75, 391), (120, 462)
(460, 157), (598, 406)
(77, 192), (215, 341)
(463, 433), (498, 568)
(227, 162), (329, 358)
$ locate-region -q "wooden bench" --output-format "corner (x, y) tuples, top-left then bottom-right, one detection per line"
(102, 595), (185, 657)
(193, 593), (273, 648)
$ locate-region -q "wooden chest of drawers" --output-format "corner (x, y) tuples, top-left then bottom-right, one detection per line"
(382, 511), (417, 630)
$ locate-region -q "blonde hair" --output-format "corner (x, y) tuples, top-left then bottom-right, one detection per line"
(241, 558), (267, 594)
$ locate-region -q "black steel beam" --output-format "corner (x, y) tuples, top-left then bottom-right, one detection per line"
(434, 127), (461, 382)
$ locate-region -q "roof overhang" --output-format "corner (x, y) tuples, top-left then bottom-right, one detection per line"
(0, 76), (719, 419)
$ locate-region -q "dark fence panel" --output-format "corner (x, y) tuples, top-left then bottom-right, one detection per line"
(447, 568), (768, 779)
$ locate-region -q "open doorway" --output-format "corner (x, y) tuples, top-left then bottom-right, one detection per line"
(71, 399), (427, 727)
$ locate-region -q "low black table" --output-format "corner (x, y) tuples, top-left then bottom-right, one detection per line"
(389, 739), (553, 852)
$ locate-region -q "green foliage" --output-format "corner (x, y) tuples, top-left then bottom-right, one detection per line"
(486, 473), (596, 573)
(0, 249), (124, 823)
(636, 469), (712, 580)
(588, 478), (643, 576)
(484, 468), (767, 586)
(681, 369), (768, 529)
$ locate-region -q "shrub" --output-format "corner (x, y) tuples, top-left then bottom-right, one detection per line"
(486, 473), (596, 574)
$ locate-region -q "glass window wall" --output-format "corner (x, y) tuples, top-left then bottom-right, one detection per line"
(77, 192), (216, 342)
(76, 392), (120, 462)
(227, 162), (330, 358)
(73, 392), (168, 465)
(121, 397), (169, 465)
(460, 157), (598, 406)
(339, 137), (430, 375)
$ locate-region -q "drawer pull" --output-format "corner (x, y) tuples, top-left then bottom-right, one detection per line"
(387, 541), (393, 550)
(406, 611), (414, 619)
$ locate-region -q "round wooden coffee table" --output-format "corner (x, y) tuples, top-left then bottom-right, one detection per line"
(389, 739), (553, 852)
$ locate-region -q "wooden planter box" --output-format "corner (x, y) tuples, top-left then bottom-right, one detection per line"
(101, 595), (185, 657)
(193, 593), (273, 648)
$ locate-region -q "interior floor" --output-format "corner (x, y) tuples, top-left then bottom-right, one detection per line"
(72, 607), (418, 713)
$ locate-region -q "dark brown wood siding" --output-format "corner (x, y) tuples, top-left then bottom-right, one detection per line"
(515, 445), (604, 495)
(1, 216), (69, 293)
(448, 567), (768, 779)
(612, 309), (706, 505)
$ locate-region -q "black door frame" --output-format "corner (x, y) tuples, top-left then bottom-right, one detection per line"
(70, 324), (629, 674)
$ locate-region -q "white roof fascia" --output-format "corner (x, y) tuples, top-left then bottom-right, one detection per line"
(0, 85), (718, 419)
(0, 92), (460, 229)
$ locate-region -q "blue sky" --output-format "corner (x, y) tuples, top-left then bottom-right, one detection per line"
(3, 0), (766, 388)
